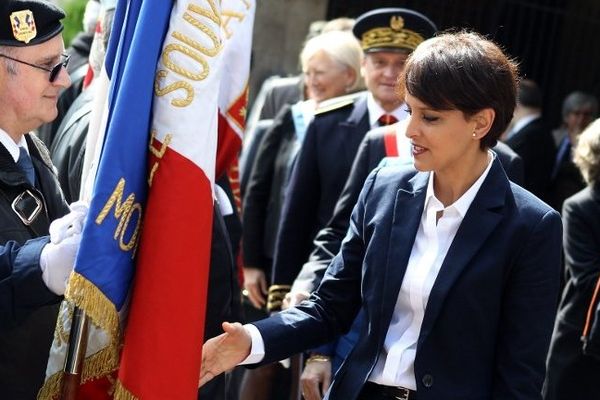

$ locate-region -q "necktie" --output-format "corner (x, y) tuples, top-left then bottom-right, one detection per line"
(17, 147), (36, 186)
(550, 138), (571, 180)
(378, 114), (398, 126)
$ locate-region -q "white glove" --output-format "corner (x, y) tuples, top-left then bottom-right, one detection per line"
(40, 233), (81, 295)
(49, 201), (89, 244)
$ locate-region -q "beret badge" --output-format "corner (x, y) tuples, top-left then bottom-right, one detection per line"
(10, 9), (37, 44)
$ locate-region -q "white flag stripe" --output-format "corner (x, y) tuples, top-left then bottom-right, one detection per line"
(152, 0), (224, 180)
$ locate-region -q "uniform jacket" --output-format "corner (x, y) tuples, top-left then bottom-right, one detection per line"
(544, 185), (600, 400)
(0, 133), (69, 399)
(254, 158), (562, 400)
(270, 94), (370, 289)
(294, 128), (525, 294)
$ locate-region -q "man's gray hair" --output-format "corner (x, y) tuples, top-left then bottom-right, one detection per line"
(0, 46), (18, 75)
(562, 91), (599, 119)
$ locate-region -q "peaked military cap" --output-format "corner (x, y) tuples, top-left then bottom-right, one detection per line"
(353, 8), (437, 53)
(0, 0), (65, 47)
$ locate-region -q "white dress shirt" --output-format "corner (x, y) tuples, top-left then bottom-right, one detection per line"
(366, 93), (408, 128)
(369, 151), (495, 389)
(0, 128), (29, 162)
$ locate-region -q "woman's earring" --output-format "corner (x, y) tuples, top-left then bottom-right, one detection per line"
(472, 131), (477, 138)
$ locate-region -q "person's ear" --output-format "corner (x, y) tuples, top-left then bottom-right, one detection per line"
(471, 108), (495, 140)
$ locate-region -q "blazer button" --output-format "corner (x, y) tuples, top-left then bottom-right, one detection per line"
(422, 374), (434, 388)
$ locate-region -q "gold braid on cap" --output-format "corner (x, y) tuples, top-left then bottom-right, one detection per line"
(360, 16), (425, 52)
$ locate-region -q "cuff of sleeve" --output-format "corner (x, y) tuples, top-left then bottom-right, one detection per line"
(13, 236), (58, 307)
(239, 324), (265, 365)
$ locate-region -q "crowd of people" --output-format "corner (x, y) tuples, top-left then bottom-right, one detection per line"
(1, 1), (599, 399)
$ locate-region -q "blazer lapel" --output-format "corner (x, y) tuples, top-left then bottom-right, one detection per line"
(379, 172), (428, 335)
(418, 159), (508, 344)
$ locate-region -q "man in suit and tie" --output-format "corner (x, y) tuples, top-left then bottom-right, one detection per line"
(548, 91), (598, 211)
(0, 1), (85, 397)
(267, 8), (437, 311)
(504, 79), (555, 200)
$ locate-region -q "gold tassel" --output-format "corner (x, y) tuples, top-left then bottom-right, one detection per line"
(114, 380), (139, 400)
(65, 272), (120, 340)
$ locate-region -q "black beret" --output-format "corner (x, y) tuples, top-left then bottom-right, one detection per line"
(353, 8), (437, 53)
(0, 0), (65, 47)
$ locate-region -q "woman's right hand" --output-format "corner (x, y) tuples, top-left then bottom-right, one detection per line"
(243, 267), (268, 309)
(300, 355), (332, 400)
(199, 322), (252, 387)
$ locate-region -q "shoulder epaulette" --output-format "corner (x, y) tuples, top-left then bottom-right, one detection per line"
(314, 91), (364, 115)
(27, 132), (55, 171)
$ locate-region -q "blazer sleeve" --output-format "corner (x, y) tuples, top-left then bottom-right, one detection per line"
(0, 237), (59, 326)
(254, 170), (379, 364)
(493, 208), (562, 399)
(292, 135), (375, 294)
(242, 108), (289, 270)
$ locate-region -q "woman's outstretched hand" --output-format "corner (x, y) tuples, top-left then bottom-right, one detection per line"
(199, 322), (252, 387)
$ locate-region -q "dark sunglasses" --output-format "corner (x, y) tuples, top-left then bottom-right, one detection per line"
(0, 52), (70, 83)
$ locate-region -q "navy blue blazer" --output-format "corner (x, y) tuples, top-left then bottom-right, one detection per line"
(254, 158), (562, 400)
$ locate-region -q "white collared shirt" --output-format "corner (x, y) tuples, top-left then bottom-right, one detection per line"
(369, 151), (495, 389)
(0, 128), (29, 162)
(366, 93), (408, 128)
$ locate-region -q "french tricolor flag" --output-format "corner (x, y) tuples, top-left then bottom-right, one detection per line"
(39, 0), (255, 399)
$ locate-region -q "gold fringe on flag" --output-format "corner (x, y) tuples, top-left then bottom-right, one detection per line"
(65, 272), (120, 341)
(114, 380), (139, 400)
(38, 272), (123, 399)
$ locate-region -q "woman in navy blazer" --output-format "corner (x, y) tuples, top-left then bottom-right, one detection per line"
(200, 32), (563, 400)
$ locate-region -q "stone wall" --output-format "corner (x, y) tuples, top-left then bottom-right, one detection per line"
(249, 0), (327, 104)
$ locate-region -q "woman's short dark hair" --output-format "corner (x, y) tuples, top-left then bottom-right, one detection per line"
(399, 31), (519, 149)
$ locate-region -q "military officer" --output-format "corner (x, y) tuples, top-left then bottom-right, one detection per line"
(0, 1), (85, 398)
(267, 8), (437, 311)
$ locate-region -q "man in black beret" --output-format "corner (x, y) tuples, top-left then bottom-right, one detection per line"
(0, 1), (86, 398)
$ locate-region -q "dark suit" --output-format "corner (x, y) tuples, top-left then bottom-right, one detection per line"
(199, 199), (243, 400)
(548, 137), (586, 212)
(270, 94), (370, 296)
(544, 185), (600, 400)
(505, 117), (556, 200)
(254, 158), (562, 400)
(293, 128), (524, 294)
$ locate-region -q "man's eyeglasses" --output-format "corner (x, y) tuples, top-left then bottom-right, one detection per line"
(0, 52), (70, 83)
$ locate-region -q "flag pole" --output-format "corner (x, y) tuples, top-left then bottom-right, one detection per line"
(60, 307), (89, 400)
